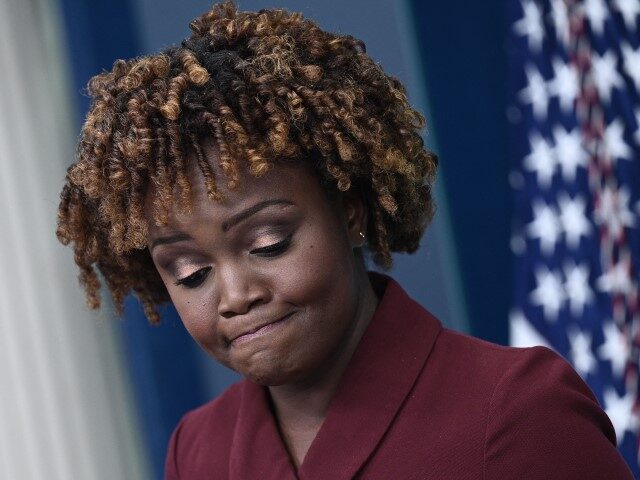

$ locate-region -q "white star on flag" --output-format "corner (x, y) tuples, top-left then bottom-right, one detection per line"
(603, 118), (632, 162)
(591, 50), (624, 103)
(603, 387), (639, 445)
(597, 255), (634, 296)
(527, 201), (561, 256)
(553, 125), (588, 182)
(524, 132), (556, 188)
(583, 0), (610, 36)
(558, 193), (592, 249)
(612, 0), (640, 31)
(594, 184), (635, 239)
(530, 266), (565, 321)
(548, 58), (579, 113)
(509, 310), (552, 348)
(549, 0), (570, 49)
(598, 321), (630, 378)
(621, 43), (640, 91)
(519, 65), (550, 120)
(514, 0), (544, 52)
(563, 262), (594, 317)
(568, 327), (597, 377)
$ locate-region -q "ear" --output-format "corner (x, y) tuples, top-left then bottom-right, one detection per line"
(340, 187), (368, 248)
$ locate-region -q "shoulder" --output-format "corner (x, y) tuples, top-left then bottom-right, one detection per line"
(433, 328), (600, 404)
(457, 337), (631, 478)
(164, 381), (244, 480)
(425, 327), (545, 390)
(424, 329), (632, 478)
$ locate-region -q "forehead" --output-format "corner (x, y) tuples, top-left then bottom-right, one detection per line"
(143, 139), (329, 233)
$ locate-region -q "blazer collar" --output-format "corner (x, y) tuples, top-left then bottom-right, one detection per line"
(229, 273), (442, 480)
(229, 382), (298, 480)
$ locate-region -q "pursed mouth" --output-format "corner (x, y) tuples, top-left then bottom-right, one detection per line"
(230, 312), (296, 346)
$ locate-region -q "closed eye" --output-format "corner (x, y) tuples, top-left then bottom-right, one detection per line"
(250, 234), (293, 257)
(175, 267), (212, 289)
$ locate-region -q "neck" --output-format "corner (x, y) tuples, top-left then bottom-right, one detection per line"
(267, 269), (379, 465)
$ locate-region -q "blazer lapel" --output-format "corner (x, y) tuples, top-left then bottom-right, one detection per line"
(229, 380), (298, 480)
(297, 275), (442, 480)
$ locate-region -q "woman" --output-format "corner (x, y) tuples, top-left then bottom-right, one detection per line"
(56, 2), (633, 478)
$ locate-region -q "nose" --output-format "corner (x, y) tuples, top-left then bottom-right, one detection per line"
(216, 268), (269, 318)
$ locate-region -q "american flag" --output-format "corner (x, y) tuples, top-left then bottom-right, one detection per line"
(508, 0), (640, 474)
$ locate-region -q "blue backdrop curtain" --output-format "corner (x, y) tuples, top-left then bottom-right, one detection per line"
(409, 0), (511, 346)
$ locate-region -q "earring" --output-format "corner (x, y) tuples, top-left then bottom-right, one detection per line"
(357, 231), (366, 247)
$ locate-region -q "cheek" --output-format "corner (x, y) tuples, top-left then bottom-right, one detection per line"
(168, 289), (232, 365)
(261, 250), (360, 384)
(279, 226), (356, 305)
(275, 228), (361, 345)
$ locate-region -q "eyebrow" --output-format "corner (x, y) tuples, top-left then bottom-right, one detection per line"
(222, 199), (294, 232)
(149, 199), (295, 250)
(150, 232), (193, 250)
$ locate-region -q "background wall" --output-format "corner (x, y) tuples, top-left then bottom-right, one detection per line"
(411, 1), (511, 346)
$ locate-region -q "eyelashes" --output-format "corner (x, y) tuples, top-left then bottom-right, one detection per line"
(174, 234), (293, 289)
(249, 233), (293, 257)
(175, 266), (212, 288)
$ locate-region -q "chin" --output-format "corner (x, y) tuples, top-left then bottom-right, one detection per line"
(235, 353), (311, 386)
(240, 365), (296, 386)
(244, 372), (286, 386)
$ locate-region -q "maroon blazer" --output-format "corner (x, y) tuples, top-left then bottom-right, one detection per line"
(165, 275), (633, 479)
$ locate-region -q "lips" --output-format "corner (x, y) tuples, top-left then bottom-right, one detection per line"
(228, 311), (295, 345)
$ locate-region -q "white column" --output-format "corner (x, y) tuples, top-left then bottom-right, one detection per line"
(0, 0), (150, 479)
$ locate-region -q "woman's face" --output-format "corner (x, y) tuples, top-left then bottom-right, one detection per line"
(145, 142), (369, 386)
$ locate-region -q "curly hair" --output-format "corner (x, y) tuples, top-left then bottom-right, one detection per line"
(56, 1), (438, 323)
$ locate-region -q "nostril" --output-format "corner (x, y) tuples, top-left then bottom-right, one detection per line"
(220, 309), (238, 319)
(248, 297), (265, 310)
(216, 273), (271, 318)
(218, 295), (266, 319)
